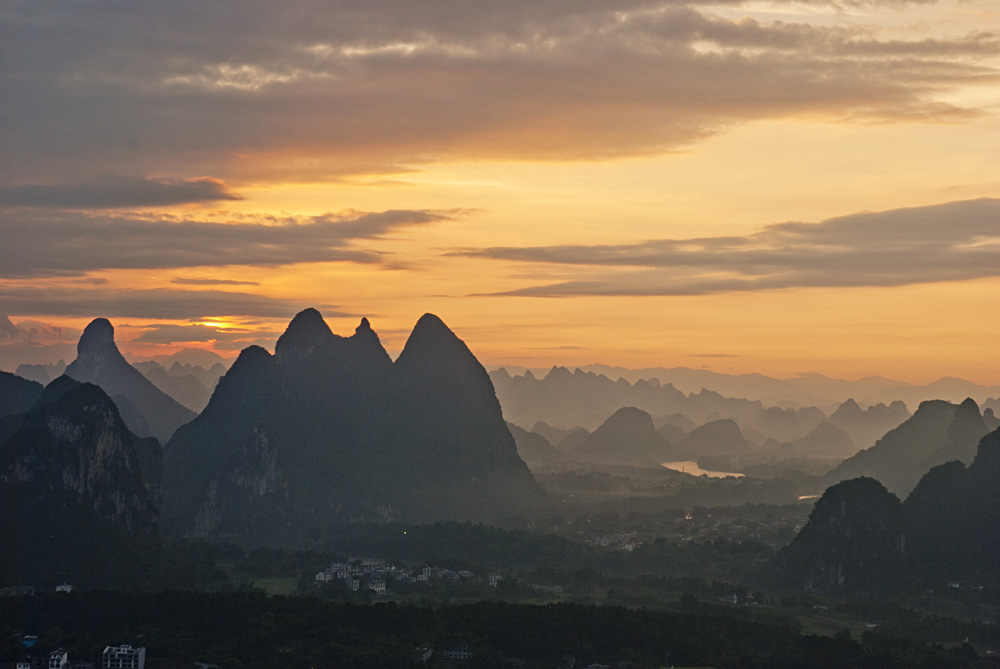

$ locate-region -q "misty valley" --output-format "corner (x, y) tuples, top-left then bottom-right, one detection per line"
(1, 310), (998, 668)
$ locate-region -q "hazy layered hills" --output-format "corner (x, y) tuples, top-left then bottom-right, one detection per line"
(162, 309), (542, 544)
(132, 359), (225, 413)
(574, 406), (676, 465)
(566, 364), (1000, 408)
(824, 398), (990, 496)
(63, 319), (195, 442)
(491, 366), (767, 432)
(491, 367), (916, 454)
(0, 376), (161, 585)
(774, 426), (1000, 590)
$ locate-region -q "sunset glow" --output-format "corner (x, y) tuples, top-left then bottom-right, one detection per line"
(2, 0), (999, 385)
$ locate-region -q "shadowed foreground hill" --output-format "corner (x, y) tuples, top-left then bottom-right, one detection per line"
(771, 477), (906, 592)
(0, 377), (161, 586)
(162, 310), (542, 544)
(773, 427), (1000, 591)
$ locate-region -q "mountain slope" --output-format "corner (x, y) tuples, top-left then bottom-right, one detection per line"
(824, 399), (988, 496)
(0, 376), (161, 586)
(65, 319), (195, 442)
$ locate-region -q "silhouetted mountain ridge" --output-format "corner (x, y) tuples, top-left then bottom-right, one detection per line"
(163, 310), (541, 544)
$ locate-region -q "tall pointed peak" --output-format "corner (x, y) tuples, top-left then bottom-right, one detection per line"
(286, 308), (332, 337)
(399, 314), (459, 355)
(411, 312), (452, 337)
(396, 314), (484, 376)
(356, 317), (372, 334)
(275, 308), (334, 356)
(77, 318), (116, 355)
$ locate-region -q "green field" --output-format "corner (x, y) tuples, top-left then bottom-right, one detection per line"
(251, 577), (299, 596)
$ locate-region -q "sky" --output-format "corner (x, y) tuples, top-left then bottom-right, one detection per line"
(2, 0), (999, 384)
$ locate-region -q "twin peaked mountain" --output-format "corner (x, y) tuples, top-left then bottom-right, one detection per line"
(162, 309), (542, 543)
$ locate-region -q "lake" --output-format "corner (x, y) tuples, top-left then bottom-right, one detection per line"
(662, 460), (745, 478)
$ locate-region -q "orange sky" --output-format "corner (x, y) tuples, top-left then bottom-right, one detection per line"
(2, 0), (999, 385)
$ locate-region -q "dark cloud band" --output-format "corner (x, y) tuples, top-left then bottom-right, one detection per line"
(0, 176), (241, 208)
(0, 208), (461, 277)
(0, 287), (343, 320)
(458, 198), (1000, 296)
(2, 1), (993, 183)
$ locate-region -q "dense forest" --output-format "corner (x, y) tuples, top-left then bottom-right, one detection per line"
(3, 591), (995, 668)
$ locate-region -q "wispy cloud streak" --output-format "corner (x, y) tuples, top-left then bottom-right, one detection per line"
(455, 199), (1000, 296)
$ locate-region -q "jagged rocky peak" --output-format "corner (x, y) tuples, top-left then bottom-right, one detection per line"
(350, 316), (392, 366)
(274, 309), (391, 373)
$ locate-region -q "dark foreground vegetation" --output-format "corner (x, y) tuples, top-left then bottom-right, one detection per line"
(3, 591), (996, 669)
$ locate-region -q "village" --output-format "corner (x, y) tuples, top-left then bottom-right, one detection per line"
(312, 560), (503, 597)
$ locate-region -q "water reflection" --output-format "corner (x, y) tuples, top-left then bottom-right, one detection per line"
(662, 460), (744, 478)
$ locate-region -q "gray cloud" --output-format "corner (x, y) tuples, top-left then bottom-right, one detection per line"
(0, 286), (341, 320)
(457, 198), (1000, 296)
(0, 176), (241, 208)
(2, 1), (993, 184)
(0, 208), (461, 278)
(0, 313), (81, 344)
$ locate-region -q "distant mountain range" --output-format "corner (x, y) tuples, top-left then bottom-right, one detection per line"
(490, 366), (767, 432)
(495, 364), (1000, 409)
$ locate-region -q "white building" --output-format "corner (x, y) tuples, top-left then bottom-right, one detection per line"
(443, 646), (471, 660)
(48, 650), (68, 669)
(102, 645), (145, 669)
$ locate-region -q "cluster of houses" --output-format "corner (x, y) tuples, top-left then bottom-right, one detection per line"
(16, 645), (144, 669)
(583, 532), (639, 551)
(314, 560), (504, 594)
